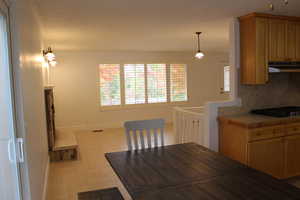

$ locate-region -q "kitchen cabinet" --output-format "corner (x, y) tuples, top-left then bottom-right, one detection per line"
(284, 134), (300, 177)
(219, 121), (248, 165)
(269, 19), (300, 61)
(219, 117), (300, 179)
(240, 16), (269, 84)
(248, 138), (284, 179)
(287, 21), (300, 61)
(239, 13), (300, 85)
(268, 19), (287, 62)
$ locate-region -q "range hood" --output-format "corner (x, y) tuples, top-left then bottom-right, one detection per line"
(269, 62), (300, 73)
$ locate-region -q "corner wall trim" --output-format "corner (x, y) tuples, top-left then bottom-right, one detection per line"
(42, 157), (50, 200)
(204, 98), (242, 151)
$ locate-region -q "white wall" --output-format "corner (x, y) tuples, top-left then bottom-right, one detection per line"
(51, 51), (229, 129)
(10, 0), (49, 199)
(204, 19), (241, 152)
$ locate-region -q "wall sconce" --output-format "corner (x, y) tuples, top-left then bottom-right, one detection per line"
(43, 47), (57, 67)
(268, 0), (289, 11)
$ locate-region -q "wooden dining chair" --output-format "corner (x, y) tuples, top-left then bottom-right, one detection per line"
(124, 119), (165, 150)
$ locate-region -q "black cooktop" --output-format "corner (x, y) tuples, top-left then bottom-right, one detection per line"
(251, 106), (300, 118)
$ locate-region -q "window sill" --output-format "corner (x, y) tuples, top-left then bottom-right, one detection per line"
(99, 101), (189, 112)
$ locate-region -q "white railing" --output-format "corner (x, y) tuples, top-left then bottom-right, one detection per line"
(173, 107), (205, 145)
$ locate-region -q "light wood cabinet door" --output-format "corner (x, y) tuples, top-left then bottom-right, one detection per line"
(248, 138), (284, 179)
(240, 17), (269, 84)
(219, 121), (248, 165)
(255, 17), (269, 83)
(269, 19), (287, 61)
(284, 134), (300, 178)
(287, 22), (300, 61)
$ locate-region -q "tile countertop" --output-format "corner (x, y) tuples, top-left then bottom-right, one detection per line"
(218, 114), (300, 129)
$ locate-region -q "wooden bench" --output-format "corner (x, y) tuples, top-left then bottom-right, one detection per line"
(49, 129), (79, 162)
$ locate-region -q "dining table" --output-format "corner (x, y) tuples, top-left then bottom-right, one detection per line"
(105, 143), (300, 200)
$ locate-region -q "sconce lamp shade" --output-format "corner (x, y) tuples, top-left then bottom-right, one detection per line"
(49, 60), (57, 67)
(43, 47), (57, 67)
(45, 52), (55, 62)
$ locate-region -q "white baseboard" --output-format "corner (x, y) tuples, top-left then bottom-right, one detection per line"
(42, 157), (50, 200)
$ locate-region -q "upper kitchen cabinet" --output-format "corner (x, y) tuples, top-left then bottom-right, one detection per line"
(239, 13), (300, 85)
(287, 21), (300, 61)
(240, 14), (269, 84)
(269, 19), (300, 61)
(268, 19), (287, 62)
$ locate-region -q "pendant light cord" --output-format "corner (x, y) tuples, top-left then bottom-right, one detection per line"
(196, 32), (202, 52)
(198, 34), (200, 51)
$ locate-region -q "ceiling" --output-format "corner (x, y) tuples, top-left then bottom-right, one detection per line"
(34, 0), (300, 52)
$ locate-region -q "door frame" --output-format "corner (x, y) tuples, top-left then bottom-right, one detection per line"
(1, 0), (26, 199)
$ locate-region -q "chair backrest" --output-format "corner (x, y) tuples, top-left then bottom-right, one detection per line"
(124, 119), (165, 151)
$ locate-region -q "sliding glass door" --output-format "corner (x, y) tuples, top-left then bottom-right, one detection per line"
(0, 1), (22, 199)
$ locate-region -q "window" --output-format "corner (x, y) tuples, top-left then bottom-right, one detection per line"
(147, 64), (167, 103)
(99, 64), (188, 107)
(170, 64), (187, 102)
(124, 64), (145, 104)
(99, 64), (121, 106)
(223, 66), (230, 92)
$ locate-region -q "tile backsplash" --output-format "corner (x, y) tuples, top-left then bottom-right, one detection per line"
(219, 70), (300, 116)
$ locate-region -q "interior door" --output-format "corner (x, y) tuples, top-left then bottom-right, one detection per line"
(0, 1), (22, 200)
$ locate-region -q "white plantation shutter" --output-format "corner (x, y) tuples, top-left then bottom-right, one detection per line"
(147, 64), (167, 103)
(99, 64), (121, 106)
(99, 63), (188, 107)
(170, 64), (188, 102)
(224, 66), (230, 92)
(124, 64), (146, 104)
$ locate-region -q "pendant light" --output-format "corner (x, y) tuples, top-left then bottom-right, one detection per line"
(195, 32), (204, 59)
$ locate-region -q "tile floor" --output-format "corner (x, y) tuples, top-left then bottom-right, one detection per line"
(46, 124), (175, 200)
(46, 124), (300, 200)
